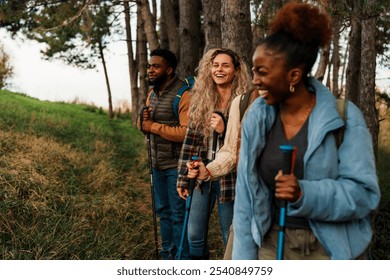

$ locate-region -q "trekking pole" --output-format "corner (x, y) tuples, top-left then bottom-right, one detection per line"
(277, 145), (297, 260)
(177, 156), (201, 260)
(140, 107), (159, 260)
(202, 129), (219, 259)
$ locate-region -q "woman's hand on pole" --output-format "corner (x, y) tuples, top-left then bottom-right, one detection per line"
(177, 187), (189, 200)
(193, 161), (208, 180)
(274, 170), (302, 202)
(210, 113), (225, 134)
(186, 161), (199, 179)
(186, 160), (209, 181)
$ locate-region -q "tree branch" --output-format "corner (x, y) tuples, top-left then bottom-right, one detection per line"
(39, 0), (95, 32)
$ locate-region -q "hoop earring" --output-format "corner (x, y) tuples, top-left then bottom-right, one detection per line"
(289, 84), (295, 93)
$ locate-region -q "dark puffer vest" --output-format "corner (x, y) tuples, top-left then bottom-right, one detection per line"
(149, 75), (184, 170)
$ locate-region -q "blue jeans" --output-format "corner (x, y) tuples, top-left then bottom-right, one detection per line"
(152, 168), (190, 260)
(187, 180), (234, 258)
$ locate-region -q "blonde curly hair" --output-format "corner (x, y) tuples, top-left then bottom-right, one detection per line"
(189, 48), (251, 140)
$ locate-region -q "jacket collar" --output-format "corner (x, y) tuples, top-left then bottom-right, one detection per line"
(307, 78), (345, 150)
(154, 74), (180, 97)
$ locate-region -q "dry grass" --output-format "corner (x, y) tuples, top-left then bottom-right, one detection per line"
(0, 127), (155, 259)
(0, 129), (224, 259)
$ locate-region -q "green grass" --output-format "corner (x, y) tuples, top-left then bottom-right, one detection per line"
(0, 90), (154, 259)
(0, 89), (388, 260)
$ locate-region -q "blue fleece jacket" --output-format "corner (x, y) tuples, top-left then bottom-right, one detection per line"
(232, 78), (380, 260)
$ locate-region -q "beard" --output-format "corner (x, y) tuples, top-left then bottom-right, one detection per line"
(148, 73), (167, 86)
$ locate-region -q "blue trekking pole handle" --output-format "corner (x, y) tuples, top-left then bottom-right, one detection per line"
(277, 145), (296, 260)
(178, 156), (200, 260)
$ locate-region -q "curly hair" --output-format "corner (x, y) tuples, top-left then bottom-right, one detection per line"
(261, 2), (332, 79)
(188, 48), (251, 139)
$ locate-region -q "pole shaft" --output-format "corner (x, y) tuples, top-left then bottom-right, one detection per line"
(276, 145), (295, 260)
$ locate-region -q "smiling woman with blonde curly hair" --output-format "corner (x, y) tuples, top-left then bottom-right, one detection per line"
(188, 48), (250, 141)
(176, 48), (251, 259)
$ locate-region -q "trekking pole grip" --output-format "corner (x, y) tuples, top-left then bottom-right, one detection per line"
(139, 106), (149, 132)
(188, 156), (201, 196)
(211, 130), (218, 160)
(279, 145), (295, 175)
(277, 145), (296, 260)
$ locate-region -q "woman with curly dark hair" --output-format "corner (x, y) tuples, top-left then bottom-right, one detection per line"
(233, 2), (380, 260)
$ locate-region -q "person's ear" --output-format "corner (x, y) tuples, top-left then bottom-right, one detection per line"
(167, 67), (173, 76)
(288, 68), (302, 86)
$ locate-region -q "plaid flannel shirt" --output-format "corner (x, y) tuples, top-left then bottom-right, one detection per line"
(177, 125), (237, 203)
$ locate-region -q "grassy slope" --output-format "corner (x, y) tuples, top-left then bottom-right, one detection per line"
(0, 90), (155, 259)
(0, 90), (388, 259)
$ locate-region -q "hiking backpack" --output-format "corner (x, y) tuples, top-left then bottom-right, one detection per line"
(172, 76), (196, 119)
(239, 90), (255, 122)
(334, 98), (347, 148)
(151, 75), (196, 119)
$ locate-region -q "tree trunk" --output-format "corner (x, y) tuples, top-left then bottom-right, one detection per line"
(221, 0), (252, 68)
(202, 0), (222, 52)
(98, 41), (113, 119)
(159, 0), (169, 49)
(331, 20), (341, 97)
(360, 0), (379, 159)
(251, 0), (265, 49)
(314, 42), (331, 82)
(345, 1), (361, 106)
(340, 41), (349, 97)
(326, 58), (332, 89)
(161, 0), (180, 57)
(138, 0), (159, 51)
(252, 0), (285, 50)
(177, 0), (200, 78)
(314, 0), (331, 83)
(151, 0), (157, 26)
(123, 0), (139, 125)
(137, 5), (149, 110)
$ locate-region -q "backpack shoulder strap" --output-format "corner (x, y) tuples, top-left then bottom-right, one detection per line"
(239, 90), (253, 122)
(183, 76), (196, 88)
(146, 88), (155, 107)
(173, 76), (196, 119)
(335, 98), (347, 148)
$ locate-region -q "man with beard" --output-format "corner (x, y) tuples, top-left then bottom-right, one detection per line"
(140, 48), (191, 260)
